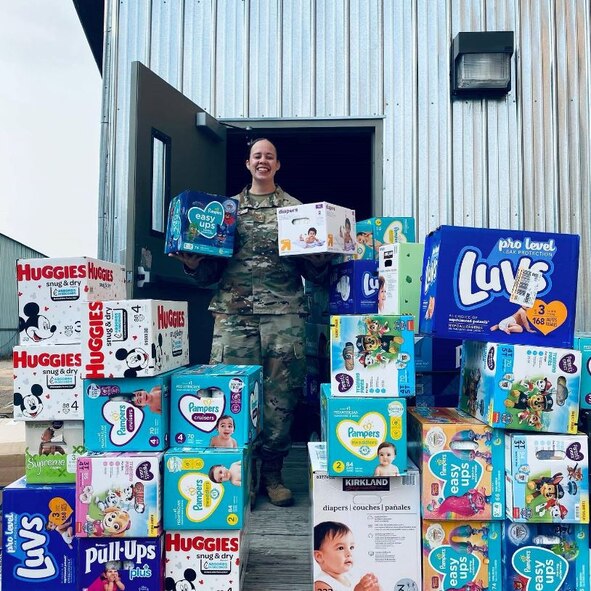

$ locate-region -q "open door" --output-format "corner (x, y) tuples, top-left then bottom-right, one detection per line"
(127, 61), (226, 363)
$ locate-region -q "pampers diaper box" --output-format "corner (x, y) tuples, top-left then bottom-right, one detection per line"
(320, 384), (407, 477)
(277, 202), (357, 255)
(459, 340), (581, 434)
(17, 257), (126, 346)
(574, 334), (591, 409)
(164, 447), (250, 530)
(75, 453), (163, 538)
(170, 364), (262, 448)
(80, 299), (189, 379)
(83, 370), (175, 452)
(330, 314), (415, 397)
(422, 521), (502, 591)
(309, 442), (421, 591)
(505, 432), (589, 524)
(354, 217), (416, 260)
(407, 407), (505, 521)
(164, 190), (239, 257)
(2, 478), (77, 590)
(329, 260), (379, 315)
(13, 345), (84, 420)
(419, 225), (580, 348)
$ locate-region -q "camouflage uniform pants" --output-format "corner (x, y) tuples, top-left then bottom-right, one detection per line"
(210, 313), (306, 460)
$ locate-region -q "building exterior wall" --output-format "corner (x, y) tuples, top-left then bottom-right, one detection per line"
(99, 0), (591, 330)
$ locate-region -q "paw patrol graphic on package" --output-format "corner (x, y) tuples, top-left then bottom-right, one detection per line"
(164, 190), (239, 257)
(329, 260), (379, 315)
(505, 432), (589, 524)
(77, 537), (163, 591)
(81, 299), (189, 379)
(330, 314), (415, 397)
(502, 521), (589, 591)
(320, 384), (407, 477)
(75, 453), (162, 538)
(83, 370), (175, 452)
(459, 341), (581, 434)
(422, 521), (502, 591)
(419, 225), (580, 348)
(277, 202), (357, 255)
(2, 477), (77, 590)
(25, 421), (85, 484)
(574, 334), (591, 409)
(354, 217), (416, 260)
(309, 442), (422, 591)
(17, 257), (126, 346)
(170, 364), (262, 448)
(407, 407), (505, 521)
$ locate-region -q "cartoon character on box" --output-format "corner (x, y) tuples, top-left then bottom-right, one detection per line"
(350, 317), (408, 369)
(19, 302), (57, 343)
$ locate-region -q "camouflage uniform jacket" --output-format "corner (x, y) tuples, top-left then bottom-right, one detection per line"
(188, 186), (327, 315)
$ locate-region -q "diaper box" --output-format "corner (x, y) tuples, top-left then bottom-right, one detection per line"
(414, 372), (460, 400)
(422, 521), (502, 591)
(25, 421), (85, 484)
(163, 447), (250, 530)
(419, 225), (580, 347)
(502, 521), (589, 591)
(77, 537), (163, 591)
(309, 442), (421, 591)
(407, 407), (505, 520)
(459, 340), (581, 434)
(170, 364), (262, 448)
(354, 217), (416, 260)
(83, 370), (174, 452)
(277, 202), (357, 255)
(328, 260), (379, 315)
(17, 257), (126, 346)
(330, 314), (415, 397)
(2, 478), (77, 590)
(75, 453), (163, 538)
(13, 345), (84, 420)
(320, 384), (407, 477)
(414, 336), (463, 372)
(505, 432), (589, 524)
(574, 334), (591, 409)
(81, 299), (189, 379)
(164, 190), (239, 257)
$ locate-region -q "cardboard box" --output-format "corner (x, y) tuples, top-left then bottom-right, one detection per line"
(328, 260), (379, 315)
(414, 372), (460, 400)
(0, 419), (26, 487)
(414, 336), (462, 372)
(419, 225), (580, 347)
(17, 257), (126, 346)
(277, 202), (357, 255)
(354, 217), (416, 260)
(164, 190), (239, 257)
(574, 333), (591, 409)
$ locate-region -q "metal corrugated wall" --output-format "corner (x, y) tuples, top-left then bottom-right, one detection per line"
(99, 0), (591, 329)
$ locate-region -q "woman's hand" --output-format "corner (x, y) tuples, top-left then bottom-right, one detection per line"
(168, 252), (205, 271)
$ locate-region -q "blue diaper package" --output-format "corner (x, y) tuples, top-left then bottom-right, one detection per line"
(420, 225), (580, 348)
(414, 336), (462, 372)
(329, 260), (379, 314)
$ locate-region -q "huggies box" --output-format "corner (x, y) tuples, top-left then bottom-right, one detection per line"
(330, 314), (415, 397)
(2, 478), (77, 590)
(419, 225), (580, 347)
(309, 442), (421, 591)
(25, 421), (85, 484)
(459, 340), (581, 434)
(164, 190), (239, 257)
(81, 299), (189, 379)
(277, 202), (357, 255)
(328, 260), (379, 315)
(17, 257), (126, 346)
(574, 334), (591, 409)
(13, 345), (84, 421)
(170, 364), (262, 448)
(354, 217), (416, 260)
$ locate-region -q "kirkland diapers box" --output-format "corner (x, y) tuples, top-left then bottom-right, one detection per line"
(309, 442), (421, 591)
(277, 202), (357, 255)
(164, 190), (239, 257)
(419, 225), (580, 347)
(81, 299), (189, 379)
(17, 257), (126, 346)
(574, 333), (591, 409)
(329, 260), (379, 315)
(354, 217), (416, 260)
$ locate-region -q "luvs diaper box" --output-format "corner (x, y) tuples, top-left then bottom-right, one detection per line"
(81, 299), (189, 379)
(505, 432), (589, 524)
(170, 364), (262, 448)
(574, 333), (591, 409)
(354, 217), (416, 260)
(320, 384), (407, 477)
(277, 201), (357, 255)
(330, 314), (415, 396)
(309, 442), (422, 591)
(17, 257), (126, 346)
(419, 225), (580, 347)
(407, 407), (505, 520)
(164, 190), (239, 257)
(459, 340), (581, 434)
(329, 260), (379, 315)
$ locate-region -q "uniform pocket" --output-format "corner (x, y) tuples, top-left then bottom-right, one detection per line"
(209, 340), (224, 364)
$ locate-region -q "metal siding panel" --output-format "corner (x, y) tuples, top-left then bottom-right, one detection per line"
(150, 0), (184, 86)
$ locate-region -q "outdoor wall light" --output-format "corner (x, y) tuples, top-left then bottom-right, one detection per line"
(451, 31), (514, 98)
